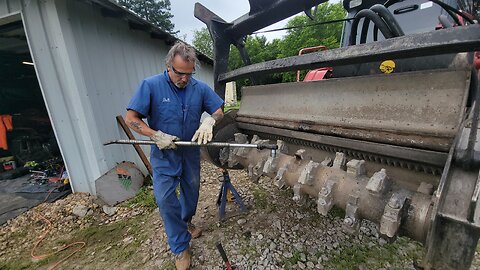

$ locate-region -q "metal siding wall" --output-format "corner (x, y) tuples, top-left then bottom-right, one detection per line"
(62, 0), (170, 174)
(0, 0), (18, 17)
(0, 0), (23, 15)
(2, 0), (214, 194)
(0, 1), (10, 14)
(195, 63), (215, 89)
(61, 1), (216, 180)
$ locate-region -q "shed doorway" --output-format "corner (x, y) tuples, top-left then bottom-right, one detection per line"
(0, 14), (70, 225)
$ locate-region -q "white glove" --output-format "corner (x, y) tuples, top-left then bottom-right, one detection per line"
(192, 116), (216, 144)
(150, 130), (179, 150)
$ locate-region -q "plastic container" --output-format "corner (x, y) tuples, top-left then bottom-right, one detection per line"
(3, 160), (16, 171)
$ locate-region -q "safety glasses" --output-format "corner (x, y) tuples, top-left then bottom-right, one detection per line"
(171, 66), (195, 77)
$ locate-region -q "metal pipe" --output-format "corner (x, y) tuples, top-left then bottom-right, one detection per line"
(106, 139), (279, 160)
(104, 139), (278, 151)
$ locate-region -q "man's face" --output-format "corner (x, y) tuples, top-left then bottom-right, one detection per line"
(168, 55), (195, 89)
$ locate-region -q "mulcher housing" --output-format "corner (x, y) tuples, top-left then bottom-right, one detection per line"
(196, 0), (480, 268)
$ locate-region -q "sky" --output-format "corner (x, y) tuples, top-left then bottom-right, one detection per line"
(170, 0), (295, 44)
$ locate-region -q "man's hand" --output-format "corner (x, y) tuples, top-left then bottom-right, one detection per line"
(192, 116), (215, 144)
(150, 130), (179, 149)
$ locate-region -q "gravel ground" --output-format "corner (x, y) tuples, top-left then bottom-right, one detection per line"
(1, 161), (479, 269)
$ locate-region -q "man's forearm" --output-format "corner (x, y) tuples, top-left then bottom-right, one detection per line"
(125, 114), (155, 138)
(128, 119), (155, 137)
(211, 109), (224, 124)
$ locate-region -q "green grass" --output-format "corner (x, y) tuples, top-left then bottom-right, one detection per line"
(288, 250), (305, 264)
(329, 206), (346, 219)
(324, 237), (423, 270)
(0, 261), (32, 270)
(124, 186), (157, 209)
(224, 101), (241, 112)
(281, 249), (308, 269)
(71, 213), (149, 266)
(0, 212), (150, 270)
(253, 186), (269, 209)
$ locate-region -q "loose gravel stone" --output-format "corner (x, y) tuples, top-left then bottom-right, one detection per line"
(2, 161), (479, 269)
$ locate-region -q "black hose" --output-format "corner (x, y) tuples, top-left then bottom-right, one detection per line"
(360, 17), (371, 44)
(373, 24), (379, 42)
(349, 9), (394, 45)
(443, 9), (463, 25)
(371, 4), (405, 36)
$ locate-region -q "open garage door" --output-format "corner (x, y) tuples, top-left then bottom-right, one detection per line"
(0, 15), (70, 225)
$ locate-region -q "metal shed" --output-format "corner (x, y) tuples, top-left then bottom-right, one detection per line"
(0, 0), (214, 194)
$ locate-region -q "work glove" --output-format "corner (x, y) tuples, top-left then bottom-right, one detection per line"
(192, 116), (216, 144)
(150, 130), (179, 150)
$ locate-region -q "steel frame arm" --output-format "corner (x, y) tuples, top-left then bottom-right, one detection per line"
(218, 24), (480, 83)
(194, 0), (327, 99)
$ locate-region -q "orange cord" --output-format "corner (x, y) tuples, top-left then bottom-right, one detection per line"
(30, 188), (86, 270)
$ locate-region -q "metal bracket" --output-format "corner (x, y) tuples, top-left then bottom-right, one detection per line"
(343, 195), (361, 233)
(298, 160), (320, 185)
(380, 193), (408, 238)
(317, 178), (337, 216)
(248, 159), (266, 183)
(263, 141), (285, 174)
(333, 152), (347, 170)
(366, 168), (389, 196)
(321, 157), (332, 166)
(274, 167), (288, 189)
(346, 159), (366, 177)
(293, 183), (306, 206)
(295, 149), (307, 160)
(224, 133), (250, 167)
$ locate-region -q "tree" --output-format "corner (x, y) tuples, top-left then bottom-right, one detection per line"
(278, 2), (345, 81)
(116, 0), (176, 34)
(228, 2), (345, 84)
(192, 28), (213, 58)
(228, 36), (283, 98)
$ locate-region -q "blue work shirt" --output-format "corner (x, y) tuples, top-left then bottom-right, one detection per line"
(127, 71), (224, 176)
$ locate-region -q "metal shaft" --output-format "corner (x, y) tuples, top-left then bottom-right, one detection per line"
(104, 139), (275, 149)
(104, 139), (278, 159)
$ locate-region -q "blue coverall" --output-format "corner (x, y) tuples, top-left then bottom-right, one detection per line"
(127, 71), (223, 254)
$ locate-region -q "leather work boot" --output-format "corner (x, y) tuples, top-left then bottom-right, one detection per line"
(188, 222), (202, 239)
(175, 248), (191, 270)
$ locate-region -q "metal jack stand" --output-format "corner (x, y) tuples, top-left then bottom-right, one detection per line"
(216, 169), (247, 221)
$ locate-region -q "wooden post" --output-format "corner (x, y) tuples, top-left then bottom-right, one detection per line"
(116, 115), (152, 175)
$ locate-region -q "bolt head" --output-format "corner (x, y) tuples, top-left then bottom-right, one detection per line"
(344, 217), (354, 226)
(318, 199), (326, 206)
(388, 198), (401, 209)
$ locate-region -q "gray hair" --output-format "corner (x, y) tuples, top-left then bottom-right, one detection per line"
(165, 41), (198, 68)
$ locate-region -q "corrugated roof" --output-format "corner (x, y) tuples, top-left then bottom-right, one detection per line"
(82, 0), (213, 65)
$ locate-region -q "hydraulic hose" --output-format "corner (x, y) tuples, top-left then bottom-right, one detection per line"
(349, 9), (394, 45)
(360, 17), (371, 44)
(371, 4), (405, 36)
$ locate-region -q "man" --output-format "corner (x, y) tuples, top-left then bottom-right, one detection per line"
(125, 41), (224, 270)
